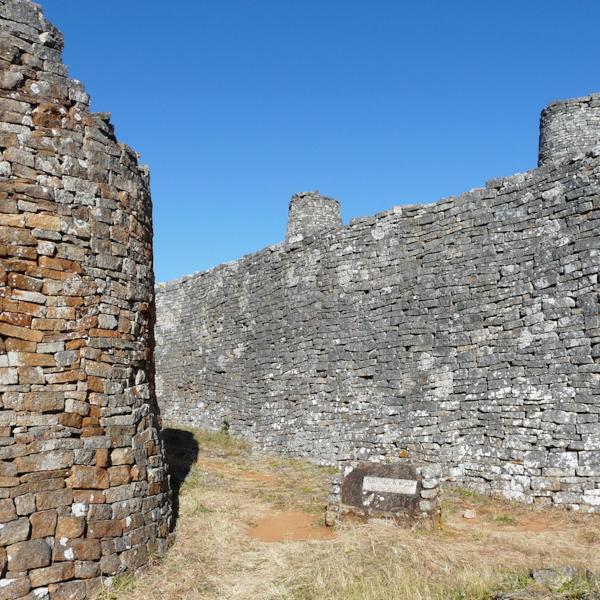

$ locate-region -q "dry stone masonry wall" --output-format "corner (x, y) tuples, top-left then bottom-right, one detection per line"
(0, 1), (172, 597)
(156, 94), (600, 513)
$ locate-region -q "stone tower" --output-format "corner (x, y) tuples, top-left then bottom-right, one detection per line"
(0, 1), (172, 597)
(286, 190), (342, 241)
(538, 93), (600, 166)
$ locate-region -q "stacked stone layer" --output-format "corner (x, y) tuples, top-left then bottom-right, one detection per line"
(0, 1), (172, 597)
(157, 101), (600, 512)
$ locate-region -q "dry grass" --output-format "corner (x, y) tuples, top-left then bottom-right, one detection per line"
(97, 428), (600, 600)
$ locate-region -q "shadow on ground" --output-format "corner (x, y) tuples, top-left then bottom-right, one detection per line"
(161, 428), (199, 529)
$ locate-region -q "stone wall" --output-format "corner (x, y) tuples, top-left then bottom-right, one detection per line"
(0, 1), (172, 597)
(156, 106), (600, 514)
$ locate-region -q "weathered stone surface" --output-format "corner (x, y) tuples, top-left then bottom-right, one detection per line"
(23, 391), (65, 413)
(14, 493), (35, 516)
(53, 538), (101, 562)
(87, 518), (122, 539)
(100, 553), (121, 576)
(30, 510), (57, 538)
(108, 466), (131, 486)
(0, 499), (17, 523)
(15, 450), (73, 473)
(47, 580), (86, 600)
(0, 322), (43, 342)
(73, 560), (100, 579)
(110, 448), (134, 466)
(0, 0), (172, 589)
(156, 97), (600, 512)
(0, 517), (29, 545)
(55, 516), (85, 539)
(6, 539), (51, 571)
(66, 466), (109, 490)
(29, 562), (74, 587)
(35, 489), (72, 511)
(0, 576), (31, 600)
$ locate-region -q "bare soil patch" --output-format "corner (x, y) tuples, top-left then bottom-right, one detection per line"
(247, 509), (336, 542)
(98, 428), (600, 600)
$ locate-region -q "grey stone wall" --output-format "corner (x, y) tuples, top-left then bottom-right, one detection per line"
(156, 98), (600, 512)
(0, 1), (172, 596)
(539, 93), (600, 166)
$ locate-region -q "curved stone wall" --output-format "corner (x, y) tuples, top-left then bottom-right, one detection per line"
(286, 190), (342, 241)
(538, 93), (600, 166)
(156, 97), (600, 512)
(0, 1), (172, 597)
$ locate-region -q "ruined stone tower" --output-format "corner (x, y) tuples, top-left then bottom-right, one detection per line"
(0, 1), (172, 597)
(538, 93), (600, 166)
(286, 190), (342, 241)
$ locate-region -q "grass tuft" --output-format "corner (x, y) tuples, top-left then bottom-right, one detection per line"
(97, 573), (138, 600)
(491, 513), (518, 526)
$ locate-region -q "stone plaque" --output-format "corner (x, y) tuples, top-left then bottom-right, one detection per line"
(326, 461), (441, 526)
(341, 462), (421, 514)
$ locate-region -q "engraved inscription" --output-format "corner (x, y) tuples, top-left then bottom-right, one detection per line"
(362, 476), (417, 496)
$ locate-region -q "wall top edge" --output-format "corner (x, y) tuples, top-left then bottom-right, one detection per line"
(290, 190), (340, 205)
(542, 92), (600, 113)
(156, 149), (600, 292)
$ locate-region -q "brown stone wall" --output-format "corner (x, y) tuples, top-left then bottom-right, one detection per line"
(0, 1), (172, 597)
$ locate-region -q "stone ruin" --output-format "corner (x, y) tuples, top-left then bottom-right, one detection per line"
(1, 0), (600, 595)
(0, 1), (172, 597)
(156, 95), (600, 513)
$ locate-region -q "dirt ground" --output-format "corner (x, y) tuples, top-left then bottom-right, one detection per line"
(98, 428), (600, 600)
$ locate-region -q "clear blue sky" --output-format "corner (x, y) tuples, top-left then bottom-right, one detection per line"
(41, 1), (600, 282)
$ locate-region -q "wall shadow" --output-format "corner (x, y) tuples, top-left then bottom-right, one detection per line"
(161, 427), (199, 530)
